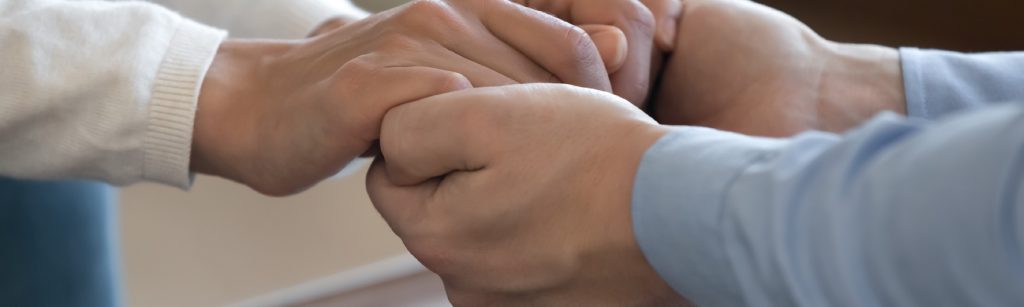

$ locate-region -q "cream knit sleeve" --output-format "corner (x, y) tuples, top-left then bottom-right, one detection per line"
(0, 0), (226, 188)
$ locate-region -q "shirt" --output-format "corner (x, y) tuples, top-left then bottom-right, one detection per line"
(633, 49), (1024, 306)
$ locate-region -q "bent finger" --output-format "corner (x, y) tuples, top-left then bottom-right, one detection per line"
(366, 158), (438, 236)
(476, 2), (612, 92)
(377, 88), (499, 187)
(332, 60), (473, 143)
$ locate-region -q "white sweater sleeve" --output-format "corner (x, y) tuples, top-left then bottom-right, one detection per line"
(143, 0), (370, 39)
(0, 0), (226, 188)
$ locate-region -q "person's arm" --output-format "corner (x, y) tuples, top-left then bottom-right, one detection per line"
(901, 49), (1024, 120)
(1, 0), (616, 195)
(142, 0), (370, 39)
(0, 0), (225, 187)
(634, 105), (1024, 306)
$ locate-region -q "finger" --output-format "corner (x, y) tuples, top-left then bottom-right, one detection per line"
(332, 59), (473, 143)
(444, 21), (562, 84)
(641, 0), (684, 51)
(366, 39), (517, 88)
(570, 2), (657, 105)
(396, 0), (559, 85)
(377, 88), (497, 186)
(580, 24), (628, 74)
(413, 43), (520, 88)
(366, 158), (438, 236)
(476, 2), (612, 92)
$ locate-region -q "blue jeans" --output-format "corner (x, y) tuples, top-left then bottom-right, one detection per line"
(0, 178), (120, 307)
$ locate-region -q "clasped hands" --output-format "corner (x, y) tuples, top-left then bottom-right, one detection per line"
(191, 0), (905, 305)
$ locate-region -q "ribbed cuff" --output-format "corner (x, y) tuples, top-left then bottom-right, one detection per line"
(632, 127), (785, 307)
(144, 18), (227, 189)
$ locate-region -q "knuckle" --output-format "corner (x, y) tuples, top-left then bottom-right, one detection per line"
(403, 0), (448, 14)
(407, 241), (456, 273)
(396, 0), (470, 39)
(427, 71), (471, 93)
(399, 0), (456, 24)
(333, 56), (378, 91)
(338, 55), (378, 75)
(560, 26), (601, 71)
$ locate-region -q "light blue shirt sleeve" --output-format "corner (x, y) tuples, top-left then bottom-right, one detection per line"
(634, 105), (1024, 307)
(901, 48), (1024, 119)
(636, 48), (1024, 306)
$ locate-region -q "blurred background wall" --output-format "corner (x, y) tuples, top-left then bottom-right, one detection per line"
(120, 1), (1023, 306)
(761, 0), (1024, 51)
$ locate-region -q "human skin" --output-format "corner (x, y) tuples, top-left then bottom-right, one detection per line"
(367, 0), (912, 305)
(652, 0), (906, 137)
(314, 0), (675, 106)
(511, 0), (682, 105)
(367, 84), (689, 306)
(187, 0), (624, 196)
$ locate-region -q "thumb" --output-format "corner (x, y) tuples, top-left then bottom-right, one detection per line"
(580, 25), (628, 74)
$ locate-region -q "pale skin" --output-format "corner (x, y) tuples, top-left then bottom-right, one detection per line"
(652, 0), (905, 136)
(369, 0), (907, 305)
(185, 0), (907, 305)
(511, 0), (683, 104)
(189, 0), (633, 196)
(369, 84), (685, 306)
(187, 0), (687, 196)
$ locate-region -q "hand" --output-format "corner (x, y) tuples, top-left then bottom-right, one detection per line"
(191, 0), (622, 196)
(512, 0), (683, 105)
(310, 11), (631, 74)
(653, 0), (906, 137)
(367, 84), (689, 306)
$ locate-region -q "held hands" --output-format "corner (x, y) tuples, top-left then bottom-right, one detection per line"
(367, 84), (689, 306)
(514, 0), (683, 105)
(190, 0), (627, 196)
(360, 1), (914, 305)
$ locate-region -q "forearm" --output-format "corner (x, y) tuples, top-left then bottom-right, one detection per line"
(0, 1), (225, 187)
(814, 41), (905, 131)
(634, 105), (1024, 306)
(825, 45), (1024, 122)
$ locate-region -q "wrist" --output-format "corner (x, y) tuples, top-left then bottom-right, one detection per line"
(191, 39), (292, 180)
(581, 123), (684, 305)
(816, 41), (906, 132)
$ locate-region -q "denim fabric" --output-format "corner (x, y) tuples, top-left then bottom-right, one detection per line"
(0, 178), (120, 307)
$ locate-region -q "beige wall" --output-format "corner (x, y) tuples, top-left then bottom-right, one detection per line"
(120, 166), (409, 307)
(120, 1), (410, 307)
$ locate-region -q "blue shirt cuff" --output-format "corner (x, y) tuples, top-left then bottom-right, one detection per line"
(631, 127), (785, 306)
(900, 47), (1024, 120)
